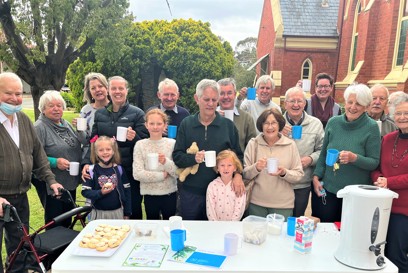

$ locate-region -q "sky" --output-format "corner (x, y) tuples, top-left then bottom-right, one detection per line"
(128, 0), (264, 49)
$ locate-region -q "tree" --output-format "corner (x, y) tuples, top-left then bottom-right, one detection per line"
(235, 37), (257, 67)
(0, 0), (130, 119)
(67, 19), (235, 114)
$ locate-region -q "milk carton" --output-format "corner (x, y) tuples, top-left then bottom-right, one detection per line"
(294, 216), (314, 254)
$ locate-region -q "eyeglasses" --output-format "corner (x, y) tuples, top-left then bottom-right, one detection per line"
(286, 100), (305, 105)
(316, 85), (331, 89)
(263, 121), (278, 127)
(394, 112), (408, 118)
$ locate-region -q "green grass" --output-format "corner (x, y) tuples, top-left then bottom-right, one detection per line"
(22, 108), (79, 123)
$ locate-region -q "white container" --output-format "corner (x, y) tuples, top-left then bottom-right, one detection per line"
(334, 185), (398, 270)
(242, 215), (267, 245)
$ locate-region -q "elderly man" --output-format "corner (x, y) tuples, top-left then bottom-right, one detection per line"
(305, 73), (341, 128)
(217, 78), (257, 152)
(367, 84), (397, 137)
(282, 87), (324, 217)
(173, 79), (244, 220)
(0, 72), (62, 272)
(236, 75), (281, 133)
(148, 78), (190, 128)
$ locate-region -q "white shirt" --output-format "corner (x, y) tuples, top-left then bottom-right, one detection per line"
(0, 110), (19, 147)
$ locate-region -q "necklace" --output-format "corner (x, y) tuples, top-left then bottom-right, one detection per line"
(391, 135), (408, 168)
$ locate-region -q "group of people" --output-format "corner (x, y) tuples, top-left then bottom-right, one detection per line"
(0, 70), (407, 272)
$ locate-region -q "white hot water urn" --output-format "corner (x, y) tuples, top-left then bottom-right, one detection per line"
(334, 185), (398, 270)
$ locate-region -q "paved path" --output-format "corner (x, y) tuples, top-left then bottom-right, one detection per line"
(23, 94), (34, 109)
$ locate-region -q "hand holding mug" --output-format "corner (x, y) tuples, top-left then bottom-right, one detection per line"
(339, 150), (357, 164)
(158, 153), (166, 165)
(281, 124), (292, 138)
(237, 87), (247, 100)
(255, 157), (267, 172)
(195, 150), (205, 164)
(127, 127), (136, 141)
(269, 166), (286, 177)
(57, 158), (70, 171)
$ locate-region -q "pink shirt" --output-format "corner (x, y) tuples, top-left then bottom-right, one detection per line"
(206, 177), (246, 221)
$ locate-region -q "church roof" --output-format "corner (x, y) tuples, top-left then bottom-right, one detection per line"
(280, 0), (339, 37)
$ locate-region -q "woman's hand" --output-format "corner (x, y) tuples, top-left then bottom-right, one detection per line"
(57, 158), (70, 171)
(268, 166), (286, 177)
(255, 157), (267, 172)
(339, 150), (357, 164)
(374, 177), (388, 188)
(127, 127), (136, 141)
(158, 153), (166, 165)
(81, 164), (91, 181)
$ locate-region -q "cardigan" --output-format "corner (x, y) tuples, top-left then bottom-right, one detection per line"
(313, 113), (381, 194)
(0, 111), (57, 195)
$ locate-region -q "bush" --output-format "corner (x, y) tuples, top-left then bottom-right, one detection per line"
(60, 91), (75, 109)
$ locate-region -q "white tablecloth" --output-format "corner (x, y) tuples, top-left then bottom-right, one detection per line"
(52, 219), (398, 273)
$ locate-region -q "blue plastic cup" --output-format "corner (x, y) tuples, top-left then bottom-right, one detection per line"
(326, 149), (339, 166)
(167, 125), (177, 139)
(170, 229), (186, 251)
(291, 125), (302, 139)
(247, 87), (256, 100)
(287, 216), (296, 236)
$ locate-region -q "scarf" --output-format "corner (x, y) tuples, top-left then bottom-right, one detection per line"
(310, 94), (335, 123)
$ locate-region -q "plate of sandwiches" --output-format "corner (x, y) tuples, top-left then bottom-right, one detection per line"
(72, 223), (132, 257)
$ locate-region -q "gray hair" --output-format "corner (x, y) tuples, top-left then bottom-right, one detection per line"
(392, 92), (408, 107)
(196, 79), (220, 98)
(108, 76), (128, 89)
(38, 90), (67, 113)
(158, 78), (179, 93)
(255, 75), (275, 90)
(285, 86), (306, 101)
(370, 84), (389, 97)
(0, 72), (23, 91)
(217, 78), (237, 91)
(344, 84), (372, 107)
(83, 72), (108, 103)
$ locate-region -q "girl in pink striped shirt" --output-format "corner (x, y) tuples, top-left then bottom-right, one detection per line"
(206, 150), (246, 221)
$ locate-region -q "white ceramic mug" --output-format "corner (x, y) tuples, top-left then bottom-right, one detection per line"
(68, 162), (80, 176)
(224, 233), (241, 256)
(224, 110), (234, 121)
(76, 118), (87, 131)
(116, 126), (128, 142)
(376, 120), (382, 134)
(267, 158), (278, 174)
(147, 153), (159, 170)
(302, 79), (311, 92)
(169, 216), (183, 231)
(204, 151), (216, 167)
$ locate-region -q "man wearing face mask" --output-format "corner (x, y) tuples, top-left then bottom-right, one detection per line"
(0, 72), (62, 272)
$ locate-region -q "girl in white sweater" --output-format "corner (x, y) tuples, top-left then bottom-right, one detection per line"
(133, 109), (178, 219)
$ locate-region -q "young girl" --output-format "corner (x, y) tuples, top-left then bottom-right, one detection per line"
(133, 109), (178, 220)
(206, 150), (246, 221)
(82, 135), (131, 220)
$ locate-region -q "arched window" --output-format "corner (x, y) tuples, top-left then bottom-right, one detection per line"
(394, 0), (408, 67)
(349, 0), (361, 71)
(301, 59), (312, 79)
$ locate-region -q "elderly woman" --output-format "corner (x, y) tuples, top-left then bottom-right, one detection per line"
(283, 87), (324, 217)
(34, 91), (87, 227)
(90, 76), (149, 219)
(312, 84), (381, 222)
(372, 93), (408, 272)
(243, 108), (304, 219)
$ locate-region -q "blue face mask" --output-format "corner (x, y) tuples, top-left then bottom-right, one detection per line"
(0, 102), (23, 115)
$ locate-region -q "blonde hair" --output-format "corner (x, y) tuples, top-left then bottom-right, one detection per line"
(90, 136), (121, 164)
(145, 108), (169, 124)
(213, 150), (243, 174)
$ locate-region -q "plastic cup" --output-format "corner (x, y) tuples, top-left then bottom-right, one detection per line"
(67, 162), (80, 176)
(169, 216), (182, 231)
(147, 153), (159, 170)
(224, 233), (241, 256)
(170, 229), (186, 251)
(287, 216), (296, 236)
(116, 126), (128, 142)
(291, 125), (302, 140)
(267, 213), (285, 235)
(326, 149), (339, 166)
(267, 158), (278, 174)
(167, 125), (177, 139)
(204, 151), (216, 167)
(76, 118), (87, 131)
(247, 87), (256, 100)
(224, 110), (234, 121)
